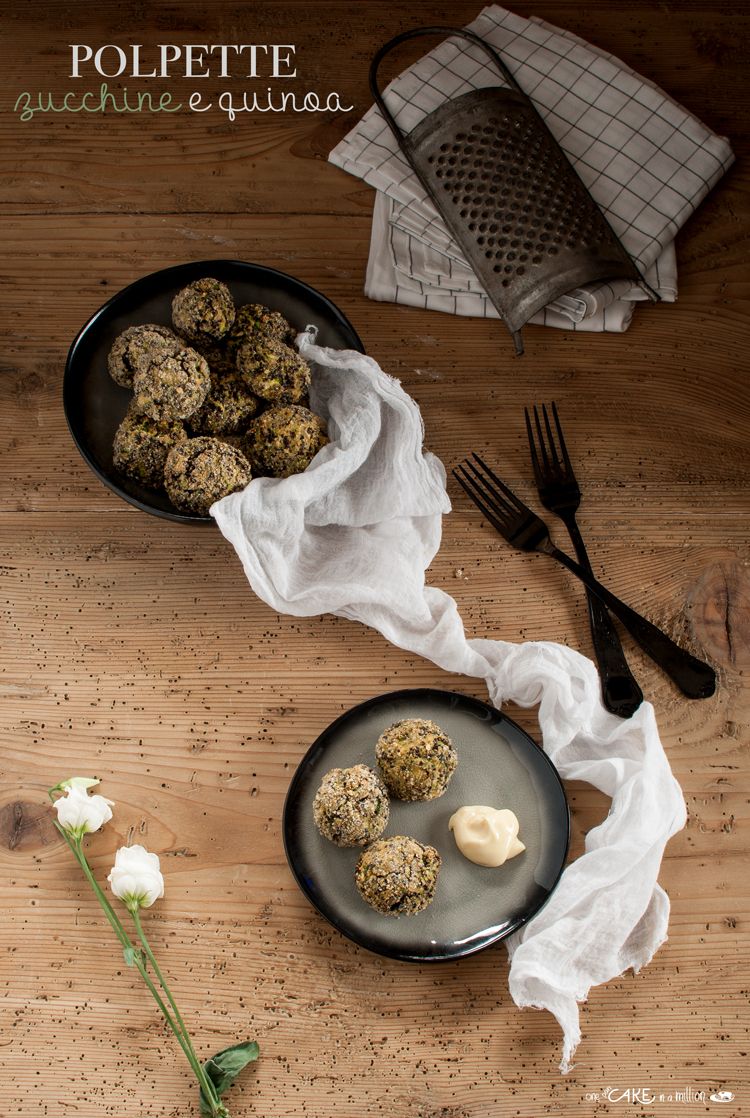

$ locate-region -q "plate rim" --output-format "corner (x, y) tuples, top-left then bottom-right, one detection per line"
(282, 687), (570, 963)
(62, 258), (365, 524)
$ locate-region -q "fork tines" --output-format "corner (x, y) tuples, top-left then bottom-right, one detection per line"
(453, 454), (552, 552)
(453, 454), (521, 531)
(524, 401), (572, 483)
(451, 453), (534, 541)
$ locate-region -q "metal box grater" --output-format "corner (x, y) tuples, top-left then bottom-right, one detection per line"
(369, 27), (655, 354)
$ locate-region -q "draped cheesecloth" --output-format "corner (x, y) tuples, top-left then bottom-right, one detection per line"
(212, 330), (686, 1072)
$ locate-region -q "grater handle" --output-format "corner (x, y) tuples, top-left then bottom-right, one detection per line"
(369, 26), (523, 150)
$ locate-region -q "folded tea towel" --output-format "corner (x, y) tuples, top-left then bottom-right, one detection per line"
(213, 331), (688, 1071)
(330, 5), (734, 331)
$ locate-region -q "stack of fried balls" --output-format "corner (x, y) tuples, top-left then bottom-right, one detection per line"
(109, 277), (328, 515)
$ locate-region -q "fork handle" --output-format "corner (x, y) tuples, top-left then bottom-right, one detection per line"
(561, 516), (644, 718)
(543, 542), (716, 699)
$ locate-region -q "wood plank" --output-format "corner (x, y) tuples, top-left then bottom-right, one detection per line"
(1, 1), (747, 215)
(1, 1), (749, 1115)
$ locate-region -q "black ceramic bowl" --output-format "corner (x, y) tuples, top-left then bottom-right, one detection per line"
(283, 689), (570, 962)
(63, 260), (364, 524)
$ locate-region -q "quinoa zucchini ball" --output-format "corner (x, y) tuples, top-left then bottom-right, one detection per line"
(187, 370), (260, 436)
(375, 719), (457, 801)
(112, 408), (187, 489)
(235, 334), (311, 404)
(107, 324), (182, 389)
(132, 344), (211, 421)
(172, 277), (236, 344)
(164, 436), (251, 516)
(354, 836), (441, 916)
(226, 303), (295, 356)
(189, 338), (235, 376)
(312, 764), (390, 848)
(246, 405), (328, 478)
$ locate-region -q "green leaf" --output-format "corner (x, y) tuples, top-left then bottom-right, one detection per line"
(122, 946), (147, 969)
(200, 1040), (259, 1113)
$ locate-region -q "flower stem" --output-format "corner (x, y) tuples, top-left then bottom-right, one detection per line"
(54, 822), (132, 950)
(131, 907), (222, 1114)
(132, 945), (222, 1114)
(54, 821), (224, 1116)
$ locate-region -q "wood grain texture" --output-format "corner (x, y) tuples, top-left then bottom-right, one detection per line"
(1, 2), (749, 1117)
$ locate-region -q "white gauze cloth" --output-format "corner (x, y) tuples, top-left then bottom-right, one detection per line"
(212, 331), (687, 1071)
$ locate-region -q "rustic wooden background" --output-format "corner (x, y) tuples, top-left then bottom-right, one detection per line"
(1, 2), (748, 1115)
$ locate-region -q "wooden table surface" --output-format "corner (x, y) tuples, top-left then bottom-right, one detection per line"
(2, 3), (748, 1115)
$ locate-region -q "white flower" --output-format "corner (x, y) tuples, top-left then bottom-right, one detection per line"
(108, 845), (165, 910)
(54, 779), (114, 838)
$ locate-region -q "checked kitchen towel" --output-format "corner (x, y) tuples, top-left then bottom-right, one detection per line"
(330, 5), (734, 332)
(213, 329), (688, 1071)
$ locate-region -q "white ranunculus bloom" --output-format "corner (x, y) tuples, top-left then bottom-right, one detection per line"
(108, 845), (165, 909)
(54, 781), (114, 837)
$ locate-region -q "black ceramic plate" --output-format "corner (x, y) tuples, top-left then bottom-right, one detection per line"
(283, 689), (569, 962)
(63, 260), (364, 523)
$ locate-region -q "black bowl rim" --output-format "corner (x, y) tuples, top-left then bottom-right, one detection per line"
(63, 259), (365, 524)
(282, 687), (571, 963)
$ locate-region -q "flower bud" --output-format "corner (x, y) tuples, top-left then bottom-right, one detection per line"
(108, 845), (165, 910)
(54, 779), (114, 838)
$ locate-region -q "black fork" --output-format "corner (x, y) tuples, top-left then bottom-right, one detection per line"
(525, 403), (643, 718)
(453, 454), (716, 701)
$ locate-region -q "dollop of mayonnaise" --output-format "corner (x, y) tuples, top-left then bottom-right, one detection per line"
(448, 806), (525, 868)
